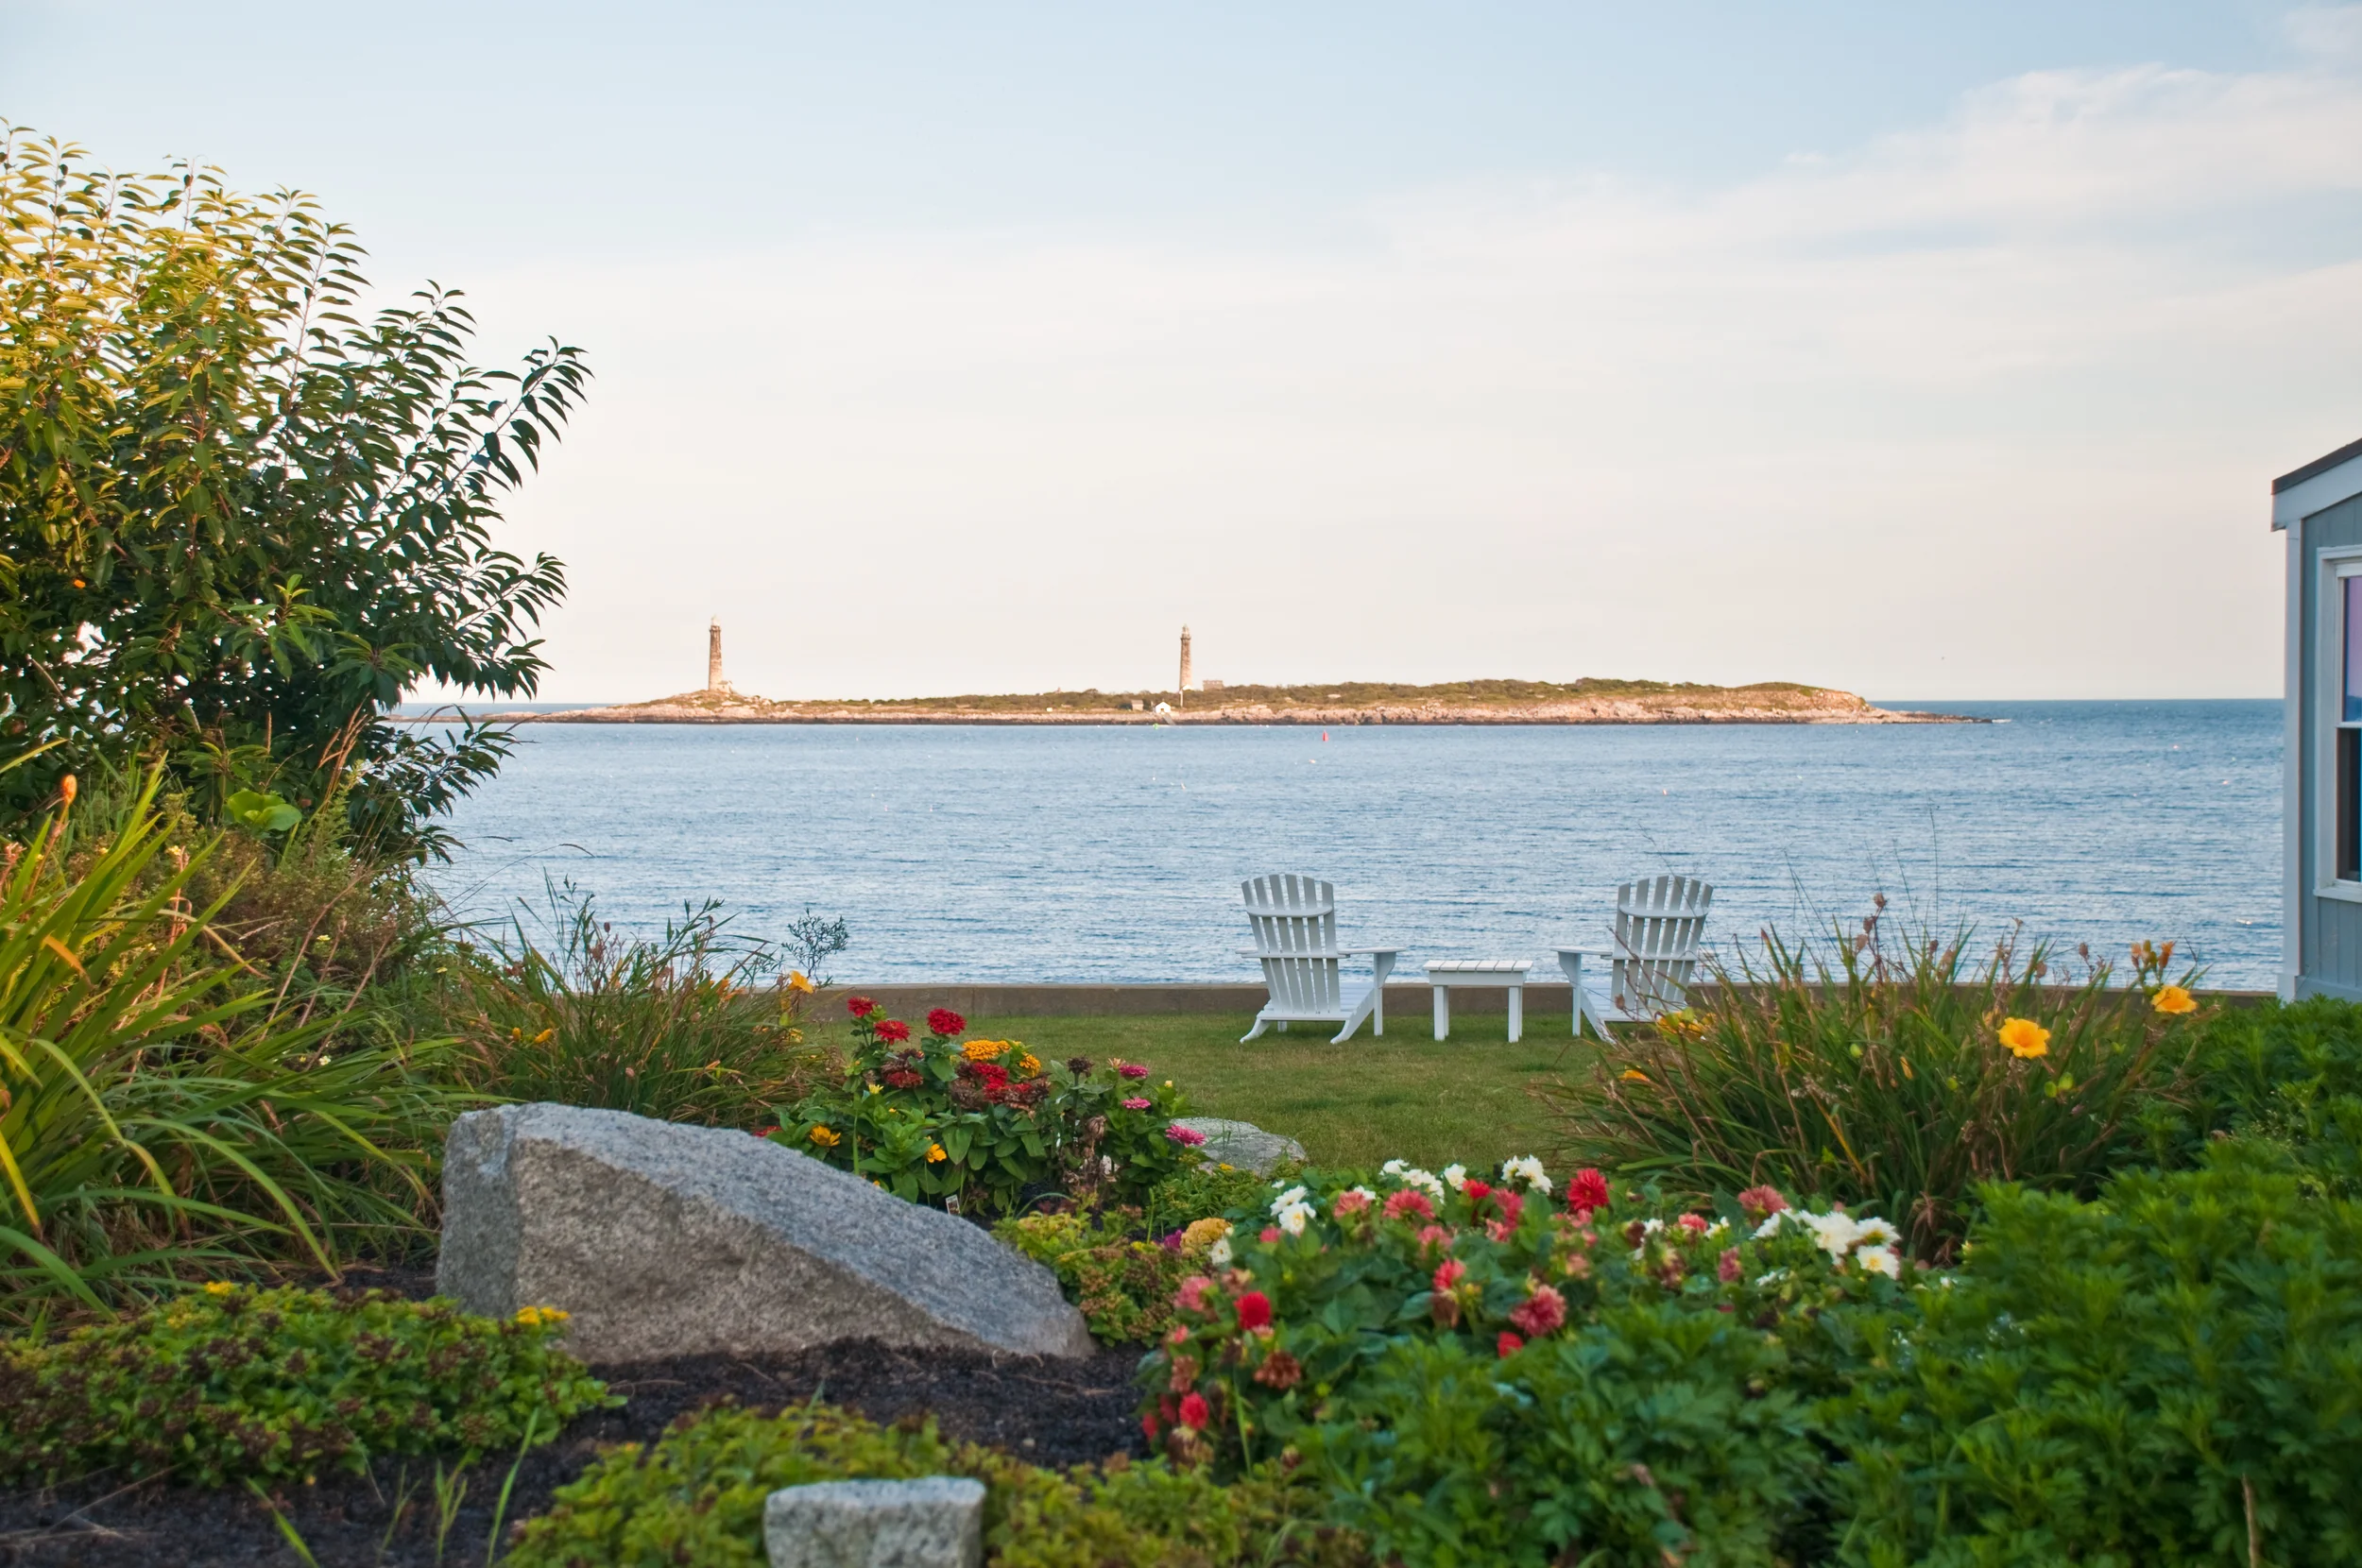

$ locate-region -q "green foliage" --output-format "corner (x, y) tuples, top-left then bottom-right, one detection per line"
(2158, 995), (2362, 1188)
(1835, 1148), (2362, 1567)
(778, 1002), (1194, 1216)
(224, 789), (303, 834)
(1143, 1159), (1283, 1237)
(0, 1285), (610, 1487)
(1142, 1162), (1902, 1487)
(1309, 1320), (1825, 1568)
(452, 880), (827, 1126)
(1544, 919), (2206, 1257)
(505, 1401), (1362, 1568)
(996, 1209), (1196, 1343)
(0, 125), (587, 858)
(0, 780), (463, 1317)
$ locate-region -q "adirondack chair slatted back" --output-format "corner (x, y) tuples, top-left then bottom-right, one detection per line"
(1242, 876), (1344, 1016)
(1612, 875), (1713, 1015)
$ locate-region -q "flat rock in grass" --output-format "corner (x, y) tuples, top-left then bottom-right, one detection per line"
(436, 1103), (1094, 1362)
(765, 1477), (984, 1568)
(1172, 1116), (1307, 1176)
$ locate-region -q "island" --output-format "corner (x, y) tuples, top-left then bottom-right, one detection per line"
(471, 679), (1970, 726)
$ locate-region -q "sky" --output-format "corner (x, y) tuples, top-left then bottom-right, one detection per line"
(7, 2), (2360, 702)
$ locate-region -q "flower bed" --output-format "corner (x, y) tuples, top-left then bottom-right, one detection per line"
(772, 999), (1195, 1215)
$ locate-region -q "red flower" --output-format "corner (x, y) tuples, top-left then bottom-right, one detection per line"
(1677, 1213), (1709, 1236)
(1116, 1062), (1151, 1080)
(1164, 1124), (1207, 1147)
(1259, 1226), (1281, 1243)
(1492, 1190), (1524, 1228)
(1432, 1257), (1467, 1293)
(873, 1018), (912, 1044)
(1508, 1284), (1566, 1338)
(750, 1126), (779, 1139)
(882, 1069), (922, 1089)
(1566, 1168), (1611, 1218)
(1175, 1275), (1215, 1313)
(846, 995), (877, 1018)
(1719, 1247), (1743, 1284)
(1384, 1189), (1436, 1222)
(927, 1008), (967, 1037)
(1235, 1291), (1273, 1331)
(1178, 1392), (1210, 1429)
(1497, 1331), (1525, 1359)
(1121, 1097), (1152, 1111)
(970, 1061), (1011, 1089)
(1463, 1179), (1493, 1202)
(1737, 1185), (1789, 1220)
(1141, 1412), (1161, 1440)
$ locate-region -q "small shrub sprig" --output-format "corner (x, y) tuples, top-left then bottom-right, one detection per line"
(0, 1286), (613, 1487)
(776, 1000), (1195, 1215)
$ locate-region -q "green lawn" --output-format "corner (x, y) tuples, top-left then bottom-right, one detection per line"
(809, 1008), (1605, 1173)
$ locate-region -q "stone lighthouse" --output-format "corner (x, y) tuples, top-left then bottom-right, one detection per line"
(1177, 624), (1192, 709)
(707, 619), (728, 695)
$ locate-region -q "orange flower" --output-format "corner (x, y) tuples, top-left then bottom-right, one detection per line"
(1997, 1017), (2049, 1060)
(1619, 1068), (1651, 1083)
(2151, 985), (2197, 1016)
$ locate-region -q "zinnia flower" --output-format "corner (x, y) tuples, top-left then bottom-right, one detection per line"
(1383, 1189), (1436, 1222)
(1676, 1213), (1709, 1236)
(927, 1008), (966, 1036)
(846, 995), (877, 1018)
(1331, 1188), (1374, 1218)
(1507, 1284), (1566, 1338)
(963, 1039), (1008, 1061)
(1253, 1349), (1302, 1389)
(1998, 1017), (2049, 1059)
(808, 1126), (842, 1148)
(1175, 1275), (1215, 1313)
(874, 1018), (912, 1045)
(1164, 1124), (1207, 1147)
(1736, 1185), (1789, 1220)
(1235, 1291), (1273, 1331)
(1497, 1331), (1524, 1358)
(926, 1143), (948, 1163)
(1718, 1247), (1743, 1283)
(1177, 1392), (1209, 1430)
(1116, 1062), (1151, 1080)
(1432, 1257), (1466, 1293)
(1121, 1097), (1152, 1110)
(1566, 1168), (1611, 1218)
(2152, 984), (2197, 1016)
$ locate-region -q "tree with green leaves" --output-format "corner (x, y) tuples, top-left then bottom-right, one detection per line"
(0, 125), (588, 858)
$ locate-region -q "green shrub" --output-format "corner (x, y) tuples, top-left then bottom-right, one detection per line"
(997, 1209), (1196, 1342)
(2161, 995), (2362, 1188)
(1833, 1148), (2362, 1568)
(775, 1001), (1195, 1217)
(453, 880), (828, 1126)
(505, 1402), (1364, 1568)
(1143, 1159), (1284, 1237)
(1144, 1159), (1905, 1491)
(0, 782), (465, 1317)
(1543, 920), (2207, 1258)
(0, 1285), (611, 1486)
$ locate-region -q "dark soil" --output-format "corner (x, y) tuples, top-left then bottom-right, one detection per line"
(0, 1283), (1150, 1568)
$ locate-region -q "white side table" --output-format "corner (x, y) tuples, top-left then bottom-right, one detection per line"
(1424, 959), (1533, 1042)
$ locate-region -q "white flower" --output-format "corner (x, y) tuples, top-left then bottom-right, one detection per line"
(1850, 1217), (1901, 1248)
(1499, 1156), (1551, 1193)
(1269, 1185), (1309, 1216)
(1753, 1212), (1791, 1240)
(1640, 1217), (1665, 1236)
(1704, 1219), (1729, 1238)
(1799, 1212), (1862, 1259)
(1275, 1201), (1314, 1236)
(1386, 1163), (1447, 1199)
(1380, 1159), (1409, 1177)
(1207, 1236), (1232, 1270)
(1442, 1164), (1467, 1191)
(1855, 1244), (1900, 1278)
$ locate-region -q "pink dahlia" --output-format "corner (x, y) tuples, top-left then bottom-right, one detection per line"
(1384, 1189), (1436, 1222)
(1497, 1331), (1525, 1359)
(1117, 1062), (1151, 1080)
(1178, 1392), (1209, 1429)
(1121, 1097), (1152, 1111)
(1235, 1291), (1273, 1331)
(1566, 1168), (1611, 1218)
(1737, 1185), (1789, 1220)
(1164, 1124), (1207, 1147)
(1508, 1284), (1566, 1338)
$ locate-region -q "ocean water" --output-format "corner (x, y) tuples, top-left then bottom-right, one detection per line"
(424, 700), (2284, 989)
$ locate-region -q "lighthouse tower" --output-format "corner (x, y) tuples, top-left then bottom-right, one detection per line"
(1177, 624), (1192, 709)
(707, 619), (728, 694)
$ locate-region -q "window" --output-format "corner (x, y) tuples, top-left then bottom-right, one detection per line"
(2335, 564), (2362, 883)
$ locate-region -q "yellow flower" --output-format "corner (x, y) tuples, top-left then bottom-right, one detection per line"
(1181, 1217), (1232, 1252)
(531, 1028), (555, 1045)
(927, 1143), (949, 1163)
(514, 1304), (571, 1327)
(788, 970), (816, 995)
(1998, 1017), (2050, 1059)
(2151, 985), (2197, 1016)
(203, 1281), (237, 1297)
(1619, 1068), (1651, 1083)
(963, 1040), (1010, 1062)
(809, 1125), (843, 1148)
(1016, 1052), (1041, 1075)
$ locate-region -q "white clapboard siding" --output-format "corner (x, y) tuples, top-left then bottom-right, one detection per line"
(1239, 875), (1400, 1044)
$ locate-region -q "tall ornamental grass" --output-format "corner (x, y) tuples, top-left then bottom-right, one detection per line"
(452, 881), (829, 1125)
(1541, 908), (2207, 1258)
(0, 777), (461, 1318)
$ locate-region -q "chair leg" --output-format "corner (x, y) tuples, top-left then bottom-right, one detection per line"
(1333, 987), (1378, 1044)
(1241, 1015), (1271, 1043)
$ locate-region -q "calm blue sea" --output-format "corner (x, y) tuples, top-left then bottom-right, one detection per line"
(422, 701), (2283, 989)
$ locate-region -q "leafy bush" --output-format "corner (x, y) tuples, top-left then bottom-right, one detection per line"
(0, 783), (463, 1317)
(1142, 1159), (1286, 1237)
(0, 1285), (610, 1486)
(1544, 919), (2207, 1257)
(1835, 1148), (2362, 1567)
(1, 125), (588, 859)
(2158, 995), (2362, 1188)
(452, 880), (827, 1126)
(1142, 1160), (1904, 1488)
(774, 999), (1195, 1216)
(505, 1401), (1364, 1568)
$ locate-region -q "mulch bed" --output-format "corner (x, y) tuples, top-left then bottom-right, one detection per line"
(0, 1266), (1149, 1567)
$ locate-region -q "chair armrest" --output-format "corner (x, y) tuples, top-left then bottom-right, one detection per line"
(1554, 946), (1613, 958)
(1341, 945), (1403, 957)
(1239, 946), (1351, 958)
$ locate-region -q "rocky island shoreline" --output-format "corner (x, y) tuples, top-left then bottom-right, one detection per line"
(444, 678), (1973, 726)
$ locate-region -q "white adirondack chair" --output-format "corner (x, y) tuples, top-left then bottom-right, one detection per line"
(1555, 875), (1715, 1037)
(1238, 875), (1401, 1043)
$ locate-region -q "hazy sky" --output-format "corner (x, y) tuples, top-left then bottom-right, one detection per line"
(8, 2), (2359, 700)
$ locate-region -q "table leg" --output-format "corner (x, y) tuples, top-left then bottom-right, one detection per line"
(1558, 952), (1585, 1038)
(1432, 983), (1449, 1041)
(1372, 953), (1395, 1036)
(1508, 985), (1523, 1044)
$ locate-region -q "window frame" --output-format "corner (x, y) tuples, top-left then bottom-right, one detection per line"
(2316, 548), (2362, 900)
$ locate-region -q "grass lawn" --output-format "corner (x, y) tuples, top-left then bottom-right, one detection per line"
(807, 1006), (1606, 1173)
